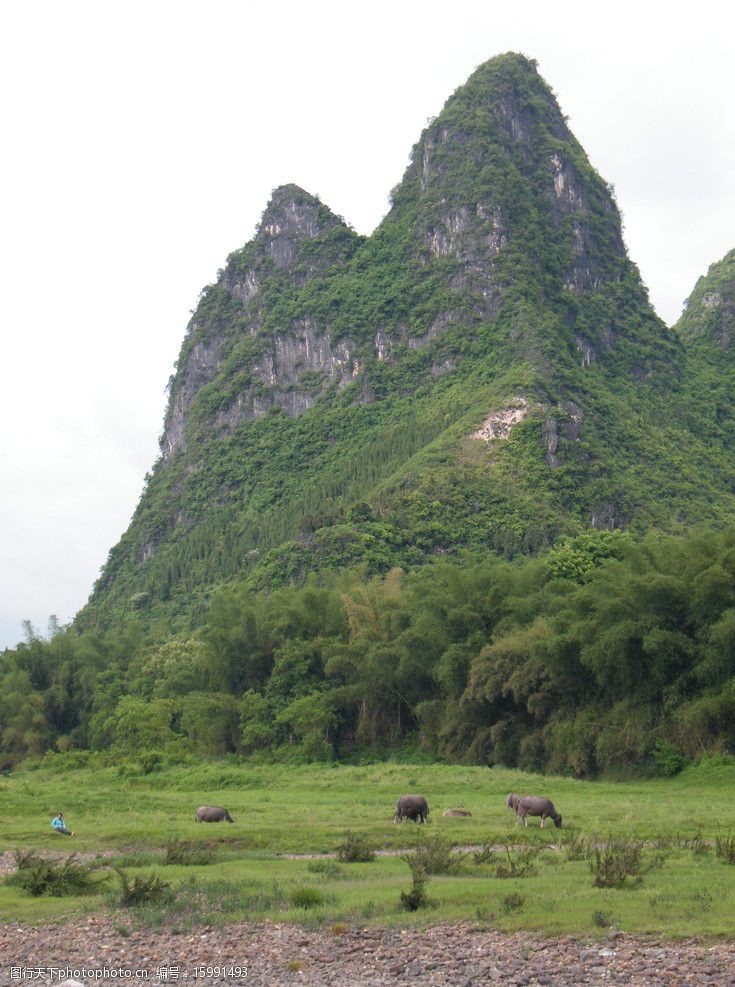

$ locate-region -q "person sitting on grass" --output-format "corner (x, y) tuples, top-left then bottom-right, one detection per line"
(51, 812), (75, 836)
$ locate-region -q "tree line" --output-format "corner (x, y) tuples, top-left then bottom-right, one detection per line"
(3, 527), (735, 775)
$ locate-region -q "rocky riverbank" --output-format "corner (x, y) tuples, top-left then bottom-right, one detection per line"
(1, 918), (734, 986)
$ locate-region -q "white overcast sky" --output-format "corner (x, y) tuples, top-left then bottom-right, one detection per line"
(1, 0), (733, 650)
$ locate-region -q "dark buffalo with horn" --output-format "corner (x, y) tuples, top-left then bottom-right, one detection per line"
(394, 794), (430, 823)
(195, 805), (234, 823)
(507, 793), (562, 829)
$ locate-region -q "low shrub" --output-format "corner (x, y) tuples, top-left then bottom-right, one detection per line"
(288, 885), (325, 909)
(475, 905), (496, 925)
(590, 840), (666, 889)
(494, 845), (539, 879)
(113, 868), (172, 907)
(409, 835), (465, 875)
(651, 742), (686, 776)
(110, 875), (285, 930)
(691, 888), (714, 912)
(163, 840), (217, 866)
(306, 860), (345, 879)
(7, 852), (104, 897)
(472, 843), (496, 865)
(678, 830), (709, 857)
(592, 909), (614, 928)
(39, 749), (91, 772)
(557, 829), (590, 861)
(138, 751), (164, 775)
(399, 858), (433, 912)
(715, 834), (735, 865)
(500, 892), (525, 913)
(335, 831), (376, 863)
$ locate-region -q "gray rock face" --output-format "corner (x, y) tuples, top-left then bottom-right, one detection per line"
(692, 286), (733, 350)
(544, 416), (559, 467)
(544, 401), (583, 467)
(212, 319), (361, 434)
(418, 126), (508, 317)
(254, 184), (343, 272)
(225, 267), (260, 306)
(591, 502), (619, 529)
(161, 305), (459, 458)
(162, 334), (222, 459)
(161, 185), (355, 459)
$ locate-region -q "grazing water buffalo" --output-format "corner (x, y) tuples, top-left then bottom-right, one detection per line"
(442, 808), (472, 817)
(195, 805), (234, 823)
(507, 793), (562, 829)
(394, 794), (430, 823)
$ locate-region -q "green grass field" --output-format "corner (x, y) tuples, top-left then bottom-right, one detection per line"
(2, 756), (735, 937)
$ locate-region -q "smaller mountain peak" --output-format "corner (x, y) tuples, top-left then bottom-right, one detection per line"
(266, 183), (321, 210)
(256, 185), (345, 270)
(676, 247), (735, 350)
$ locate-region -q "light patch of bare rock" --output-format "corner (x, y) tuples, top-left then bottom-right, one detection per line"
(471, 399), (530, 443)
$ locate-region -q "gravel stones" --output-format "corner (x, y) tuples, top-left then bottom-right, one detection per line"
(1, 920), (735, 985)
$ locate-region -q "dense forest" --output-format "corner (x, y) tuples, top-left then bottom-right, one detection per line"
(4, 526), (735, 776)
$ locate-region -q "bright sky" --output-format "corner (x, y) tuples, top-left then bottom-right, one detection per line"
(1, 0), (733, 650)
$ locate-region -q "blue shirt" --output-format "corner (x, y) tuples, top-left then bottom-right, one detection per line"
(51, 816), (65, 830)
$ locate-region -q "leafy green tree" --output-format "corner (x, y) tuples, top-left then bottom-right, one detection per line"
(103, 697), (177, 752)
(239, 690), (275, 752)
(0, 670), (51, 756)
(178, 693), (240, 754)
(275, 690), (341, 760)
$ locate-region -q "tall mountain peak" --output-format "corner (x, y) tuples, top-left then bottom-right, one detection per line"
(385, 50), (630, 322)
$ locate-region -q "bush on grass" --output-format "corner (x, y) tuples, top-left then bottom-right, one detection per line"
(399, 856), (434, 912)
(557, 828), (591, 861)
(590, 839), (666, 889)
(113, 867), (172, 907)
(163, 839), (217, 866)
(500, 892), (525, 913)
(592, 909), (614, 928)
(493, 845), (539, 879)
(288, 885), (326, 909)
(409, 835), (466, 875)
(715, 834), (735, 865)
(306, 860), (345, 879)
(7, 852), (105, 897)
(335, 831), (376, 863)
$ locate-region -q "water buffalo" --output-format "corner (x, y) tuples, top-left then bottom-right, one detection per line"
(507, 793), (562, 829)
(195, 805), (234, 823)
(394, 794), (430, 823)
(442, 808), (472, 817)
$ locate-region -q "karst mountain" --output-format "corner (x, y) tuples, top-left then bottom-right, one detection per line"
(78, 53), (735, 631)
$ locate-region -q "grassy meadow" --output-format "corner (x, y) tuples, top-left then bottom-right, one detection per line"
(2, 756), (735, 937)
